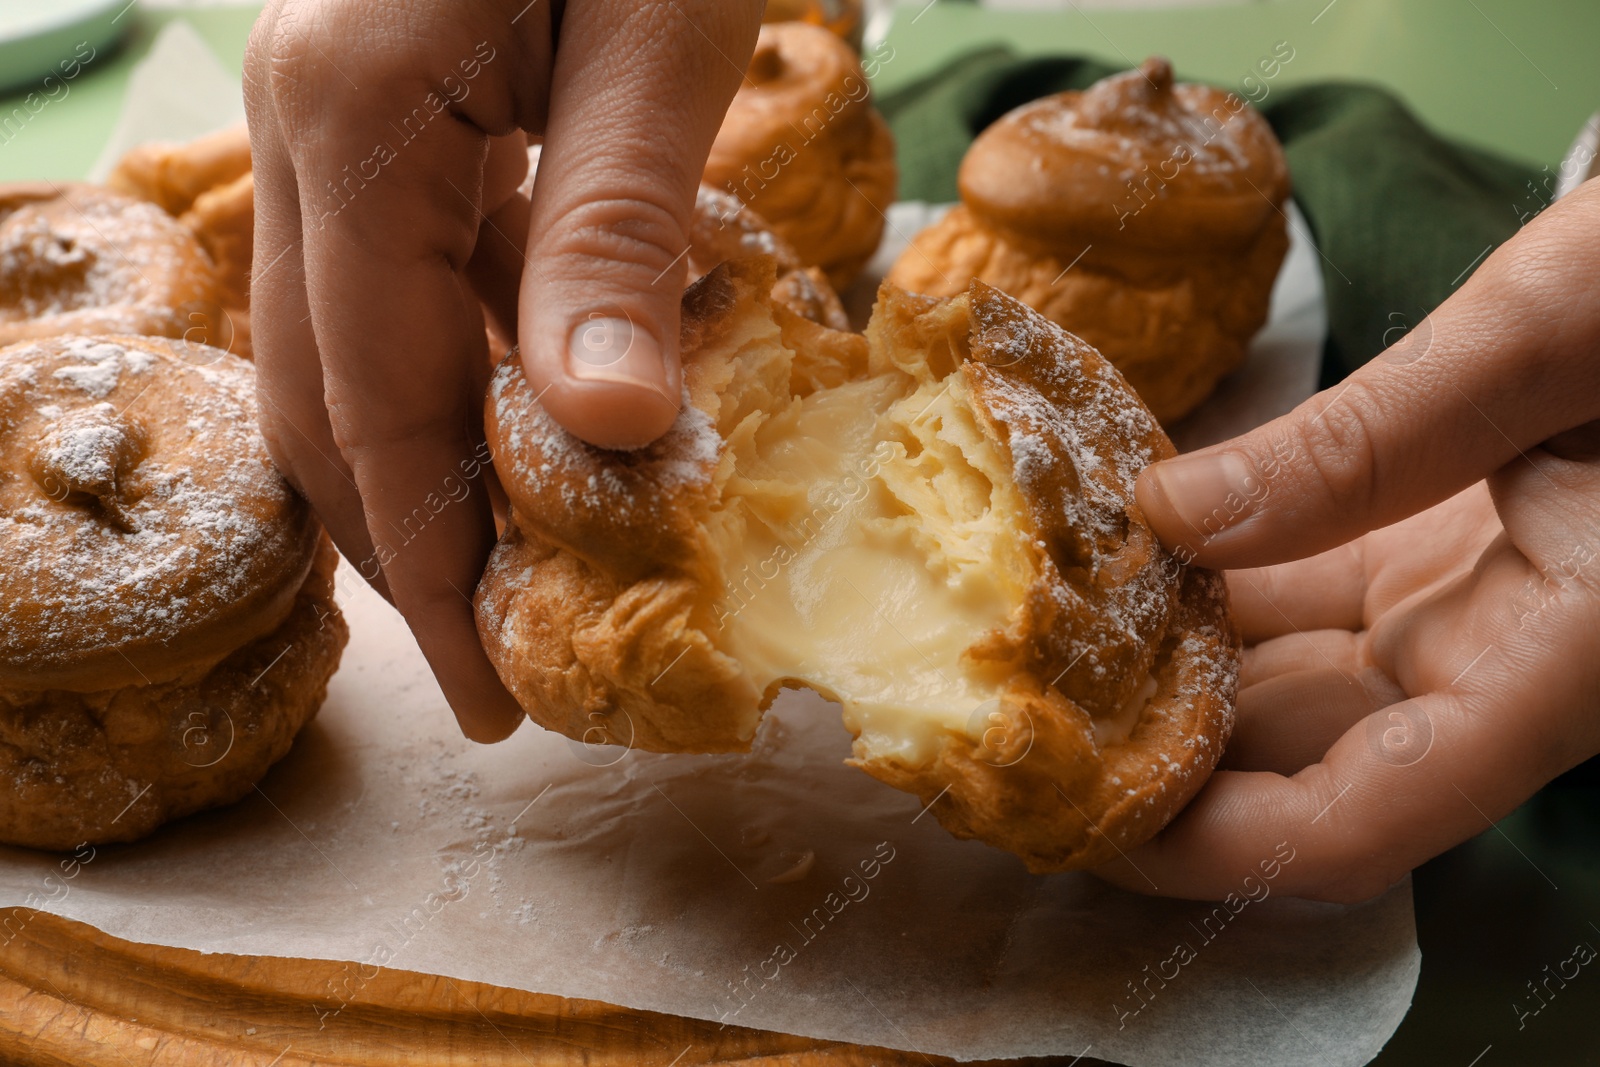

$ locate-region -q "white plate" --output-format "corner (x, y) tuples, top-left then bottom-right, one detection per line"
(0, 0), (130, 96)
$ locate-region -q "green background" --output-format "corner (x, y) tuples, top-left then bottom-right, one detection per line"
(874, 0), (1598, 170)
(4, 0), (1598, 182)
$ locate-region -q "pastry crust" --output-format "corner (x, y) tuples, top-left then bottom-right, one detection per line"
(689, 185), (851, 332)
(108, 126), (255, 355)
(0, 540), (347, 851)
(106, 123), (252, 219)
(179, 171), (254, 315)
(0, 335), (317, 692)
(0, 334), (344, 849)
(705, 22), (897, 289)
(0, 184), (228, 352)
(477, 257), (1238, 872)
(887, 57), (1290, 423)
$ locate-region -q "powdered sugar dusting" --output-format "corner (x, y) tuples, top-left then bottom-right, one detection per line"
(36, 403), (124, 489)
(1016, 73), (1255, 183)
(488, 357), (720, 530)
(964, 284), (1185, 716)
(50, 337), (151, 398)
(0, 186), (210, 342)
(0, 335), (309, 684)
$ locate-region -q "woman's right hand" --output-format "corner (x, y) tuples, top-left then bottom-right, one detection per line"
(244, 0), (762, 741)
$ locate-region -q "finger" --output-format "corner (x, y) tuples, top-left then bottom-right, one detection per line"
(1094, 687), (1561, 903)
(1223, 666), (1400, 774)
(1226, 543), (1366, 643)
(1136, 179), (1600, 570)
(1489, 433), (1600, 588)
(242, 11), (385, 596)
(518, 2), (760, 450)
(1240, 629), (1366, 687)
(1543, 418), (1600, 463)
(466, 135), (533, 345)
(260, 8), (534, 742)
(467, 188), (531, 349)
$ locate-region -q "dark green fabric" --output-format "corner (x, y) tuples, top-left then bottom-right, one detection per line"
(878, 50), (1552, 384)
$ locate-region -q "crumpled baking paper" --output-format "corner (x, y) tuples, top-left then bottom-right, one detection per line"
(0, 23), (1416, 1066)
(0, 588), (1417, 1065)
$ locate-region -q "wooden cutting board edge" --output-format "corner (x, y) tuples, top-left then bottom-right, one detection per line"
(0, 908), (1087, 1066)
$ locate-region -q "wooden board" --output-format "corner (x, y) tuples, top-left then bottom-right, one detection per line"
(0, 909), (1096, 1066)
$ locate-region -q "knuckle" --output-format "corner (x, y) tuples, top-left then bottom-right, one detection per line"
(251, 1), (356, 112)
(1289, 377), (1390, 516)
(261, 14), (315, 84)
(546, 194), (691, 280)
(329, 403), (471, 460)
(244, 2), (293, 108)
(1494, 204), (1596, 306)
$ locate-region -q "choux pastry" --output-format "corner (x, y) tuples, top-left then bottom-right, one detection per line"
(889, 57), (1291, 423)
(109, 125), (254, 352)
(0, 184), (231, 354)
(476, 257), (1238, 872)
(705, 22), (897, 289)
(0, 334), (346, 849)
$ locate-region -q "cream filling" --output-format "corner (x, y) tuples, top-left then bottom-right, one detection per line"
(1093, 672), (1158, 750)
(706, 368), (1036, 766)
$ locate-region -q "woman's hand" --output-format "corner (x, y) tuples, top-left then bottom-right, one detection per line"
(1102, 179), (1600, 902)
(243, 1), (761, 741)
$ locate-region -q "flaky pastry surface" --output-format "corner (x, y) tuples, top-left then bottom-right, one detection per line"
(689, 185), (851, 333)
(477, 257), (1238, 872)
(106, 123), (252, 219)
(109, 127), (256, 356)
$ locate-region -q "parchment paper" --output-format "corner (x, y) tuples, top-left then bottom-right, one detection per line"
(0, 25), (1415, 1066)
(0, 587), (1417, 1065)
(85, 19), (245, 183)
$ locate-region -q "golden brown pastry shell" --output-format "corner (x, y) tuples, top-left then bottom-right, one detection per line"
(689, 185), (851, 332)
(178, 171), (254, 316)
(106, 124), (252, 219)
(0, 335), (320, 692)
(477, 257), (1238, 871)
(705, 22), (898, 288)
(887, 59), (1291, 423)
(888, 203), (1290, 423)
(0, 184), (227, 349)
(0, 538), (347, 851)
(959, 60), (1290, 251)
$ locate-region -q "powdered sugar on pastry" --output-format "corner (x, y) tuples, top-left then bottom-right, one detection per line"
(0, 183), (224, 348)
(477, 259), (1241, 873)
(0, 335), (316, 692)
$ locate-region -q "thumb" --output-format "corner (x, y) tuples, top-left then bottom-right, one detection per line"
(1136, 179), (1600, 570)
(516, 3), (759, 451)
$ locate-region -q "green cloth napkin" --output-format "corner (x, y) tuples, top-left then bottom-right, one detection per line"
(878, 49), (1552, 386)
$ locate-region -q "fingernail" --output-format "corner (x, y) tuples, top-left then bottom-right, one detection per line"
(1146, 450), (1262, 541)
(566, 315), (671, 399)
